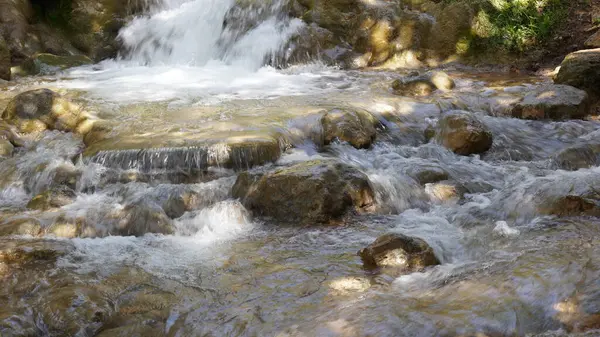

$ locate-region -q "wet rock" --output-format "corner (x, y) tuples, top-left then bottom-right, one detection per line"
(392, 78), (435, 97)
(0, 218), (42, 236)
(425, 180), (468, 203)
(0, 140), (13, 157)
(17, 53), (92, 76)
(0, 238), (73, 264)
(0, 35), (9, 81)
(2, 89), (88, 134)
(533, 172), (600, 217)
(0, 120), (24, 147)
(433, 111), (493, 156)
(428, 71), (455, 91)
(112, 202), (174, 236)
(392, 71), (455, 97)
(37, 285), (113, 337)
(511, 85), (590, 120)
(27, 185), (77, 211)
(161, 188), (201, 219)
(553, 143), (600, 171)
(555, 49), (600, 100)
(406, 164), (449, 185)
(47, 217), (84, 238)
(50, 164), (82, 190)
(585, 30), (600, 48)
(232, 160), (375, 224)
(358, 233), (440, 271)
(321, 108), (379, 149)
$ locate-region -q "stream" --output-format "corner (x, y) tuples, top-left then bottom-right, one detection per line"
(0, 0), (599, 336)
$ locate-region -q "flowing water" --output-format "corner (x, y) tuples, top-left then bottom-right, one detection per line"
(1, 1), (600, 336)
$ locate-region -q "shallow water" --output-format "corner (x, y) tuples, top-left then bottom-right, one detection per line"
(1, 0), (600, 336)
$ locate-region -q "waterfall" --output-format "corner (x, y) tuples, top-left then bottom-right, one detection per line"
(118, 0), (304, 69)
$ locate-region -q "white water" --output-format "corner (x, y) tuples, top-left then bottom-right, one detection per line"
(56, 0), (348, 104)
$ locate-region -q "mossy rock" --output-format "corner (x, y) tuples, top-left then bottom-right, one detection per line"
(17, 53), (92, 76)
(321, 108), (379, 149)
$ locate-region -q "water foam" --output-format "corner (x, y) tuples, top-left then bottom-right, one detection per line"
(56, 0), (346, 104)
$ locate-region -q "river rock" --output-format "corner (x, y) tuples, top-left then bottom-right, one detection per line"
(17, 53), (92, 76)
(555, 49), (600, 100)
(425, 180), (467, 203)
(112, 202), (174, 236)
(553, 143), (600, 171)
(0, 238), (73, 264)
(0, 217), (42, 236)
(511, 85), (590, 120)
(392, 78), (435, 96)
(161, 188), (201, 219)
(2, 89), (88, 134)
(27, 185), (77, 211)
(433, 111), (493, 156)
(0, 120), (24, 147)
(0, 140), (13, 157)
(392, 71), (455, 97)
(232, 160), (375, 224)
(321, 108), (379, 149)
(358, 233), (440, 271)
(406, 164), (449, 185)
(0, 35), (9, 81)
(585, 30), (600, 48)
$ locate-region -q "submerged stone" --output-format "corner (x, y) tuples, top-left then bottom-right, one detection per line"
(433, 111), (493, 156)
(85, 133), (286, 171)
(321, 108), (379, 149)
(406, 164), (449, 185)
(0, 140), (13, 157)
(37, 284), (113, 337)
(0, 238), (73, 264)
(0, 217), (42, 236)
(27, 185), (77, 211)
(511, 85), (590, 120)
(392, 71), (455, 97)
(358, 233), (440, 271)
(232, 160), (375, 224)
(553, 143), (600, 171)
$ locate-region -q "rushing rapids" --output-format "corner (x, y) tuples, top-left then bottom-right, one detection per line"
(0, 1), (600, 337)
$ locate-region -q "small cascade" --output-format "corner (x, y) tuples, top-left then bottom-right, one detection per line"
(118, 0), (303, 69)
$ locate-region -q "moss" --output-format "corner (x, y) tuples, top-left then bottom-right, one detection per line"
(443, 0), (567, 55)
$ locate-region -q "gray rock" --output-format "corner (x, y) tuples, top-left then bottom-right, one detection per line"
(512, 84), (590, 120)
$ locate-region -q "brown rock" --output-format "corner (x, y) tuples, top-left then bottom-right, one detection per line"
(358, 233), (440, 271)
(511, 85), (590, 120)
(232, 160), (375, 224)
(321, 108), (379, 149)
(433, 111), (493, 155)
(0, 35), (9, 81)
(2, 89), (88, 134)
(555, 49), (600, 100)
(27, 185), (77, 211)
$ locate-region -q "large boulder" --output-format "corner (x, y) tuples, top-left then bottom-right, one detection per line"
(358, 233), (440, 271)
(0, 35), (9, 80)
(555, 49), (600, 100)
(433, 111), (493, 156)
(232, 160), (375, 224)
(2, 89), (89, 134)
(511, 85), (590, 120)
(321, 108), (379, 149)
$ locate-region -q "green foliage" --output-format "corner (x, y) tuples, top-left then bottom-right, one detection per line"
(30, 0), (74, 30)
(448, 0), (567, 54)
